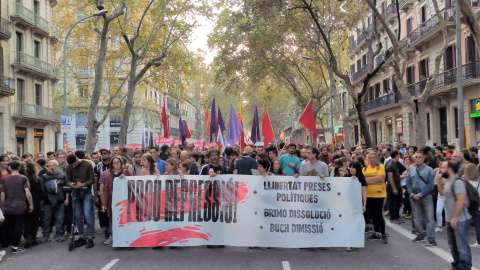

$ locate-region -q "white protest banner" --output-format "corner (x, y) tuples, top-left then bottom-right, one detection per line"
(112, 175), (365, 248)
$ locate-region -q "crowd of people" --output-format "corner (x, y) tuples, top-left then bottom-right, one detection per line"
(0, 141), (479, 269)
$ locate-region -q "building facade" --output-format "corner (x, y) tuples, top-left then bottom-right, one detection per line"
(347, 0), (480, 147)
(0, 0), (58, 155)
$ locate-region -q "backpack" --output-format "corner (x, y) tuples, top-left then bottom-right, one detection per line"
(451, 178), (480, 217)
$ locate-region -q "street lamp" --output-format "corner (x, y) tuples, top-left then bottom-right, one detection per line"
(62, 9), (108, 148)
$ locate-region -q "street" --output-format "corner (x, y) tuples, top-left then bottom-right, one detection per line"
(1, 218), (479, 270)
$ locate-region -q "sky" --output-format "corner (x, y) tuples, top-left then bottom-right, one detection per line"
(188, 19), (217, 65)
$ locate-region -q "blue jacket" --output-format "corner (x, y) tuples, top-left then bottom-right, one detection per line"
(156, 158), (166, 175)
(406, 164), (434, 198)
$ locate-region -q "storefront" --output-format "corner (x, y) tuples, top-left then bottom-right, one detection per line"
(15, 127), (27, 157)
(33, 129), (44, 154)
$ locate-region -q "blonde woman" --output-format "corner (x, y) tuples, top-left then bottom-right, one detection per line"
(363, 152), (388, 244)
(164, 159), (182, 175)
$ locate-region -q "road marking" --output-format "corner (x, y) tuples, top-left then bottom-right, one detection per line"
(101, 259), (120, 270)
(386, 222), (479, 270)
(282, 261), (291, 270)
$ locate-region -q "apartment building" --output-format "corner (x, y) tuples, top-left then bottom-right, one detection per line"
(347, 0), (480, 146)
(0, 0), (59, 155)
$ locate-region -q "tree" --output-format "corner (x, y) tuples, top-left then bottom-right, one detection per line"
(457, 0), (480, 56)
(84, 0), (127, 153)
(297, 0), (391, 148)
(365, 0), (448, 146)
(117, 0), (202, 146)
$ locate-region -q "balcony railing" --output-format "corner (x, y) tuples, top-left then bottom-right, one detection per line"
(13, 102), (58, 122)
(384, 4), (398, 21)
(50, 27), (58, 43)
(433, 61), (480, 89)
(14, 51), (53, 77)
(0, 17), (12, 40)
(407, 79), (427, 96)
(34, 14), (50, 34)
(352, 64), (368, 82)
(356, 25), (372, 45)
(12, 2), (34, 25)
(349, 108), (357, 117)
(0, 75), (15, 96)
(407, 7), (456, 47)
(375, 55), (383, 68)
(365, 92), (397, 111)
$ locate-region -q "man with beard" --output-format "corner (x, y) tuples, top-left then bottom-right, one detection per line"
(129, 151), (143, 176)
(94, 148), (111, 238)
(279, 143), (301, 176)
(319, 146), (332, 165)
(436, 161), (472, 270)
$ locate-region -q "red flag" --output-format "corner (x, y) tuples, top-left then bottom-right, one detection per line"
(298, 99), (317, 139)
(183, 121), (191, 138)
(161, 104), (168, 138)
(261, 110), (275, 147)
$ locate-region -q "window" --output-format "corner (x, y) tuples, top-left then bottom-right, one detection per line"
(35, 84), (42, 106)
(78, 84), (88, 99)
(383, 79), (390, 93)
(0, 45), (3, 75)
(34, 41), (40, 58)
(466, 36), (479, 62)
(76, 113), (87, 127)
(406, 66), (415, 84)
(454, 108), (459, 138)
(362, 54), (367, 66)
(419, 58), (429, 79)
(406, 18), (413, 35)
(350, 64), (355, 75)
(356, 59), (361, 71)
(17, 79), (24, 103)
(16, 32), (23, 52)
(445, 45), (456, 70)
(420, 6), (426, 24)
(426, 113), (431, 140)
(33, 1), (40, 15)
(375, 83), (381, 99)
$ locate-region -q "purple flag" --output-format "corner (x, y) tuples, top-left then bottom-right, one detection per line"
(228, 105), (243, 146)
(141, 128), (145, 149)
(210, 98), (217, 137)
(179, 116), (186, 144)
(251, 105), (260, 143)
(218, 107), (226, 133)
(149, 132), (154, 147)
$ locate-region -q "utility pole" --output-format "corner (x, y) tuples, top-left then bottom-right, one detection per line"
(456, 1), (465, 148)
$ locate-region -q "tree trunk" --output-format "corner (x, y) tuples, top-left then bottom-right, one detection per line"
(342, 118), (351, 149)
(356, 100), (373, 148)
(118, 58), (138, 147)
(84, 23), (109, 153)
(457, 0), (480, 56)
(414, 101), (427, 147)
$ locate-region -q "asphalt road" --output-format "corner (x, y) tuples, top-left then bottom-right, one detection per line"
(1, 217), (479, 270)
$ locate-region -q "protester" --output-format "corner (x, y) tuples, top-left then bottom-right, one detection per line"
(1, 160), (33, 253)
(23, 162), (44, 247)
(333, 157), (350, 177)
(129, 151), (143, 176)
(65, 153), (96, 248)
(464, 163), (480, 248)
(165, 159), (182, 175)
(100, 156), (131, 245)
(298, 147), (328, 178)
(0, 207), (4, 261)
(319, 146), (332, 164)
(201, 149), (224, 176)
(269, 159), (285, 176)
(279, 143), (301, 176)
(436, 161), (472, 270)
(401, 156), (412, 220)
(235, 146), (258, 175)
(385, 151), (403, 224)
(363, 152), (388, 243)
(149, 147), (166, 175)
(227, 157), (240, 174)
(434, 161), (447, 234)
(257, 159), (272, 177)
(55, 150), (68, 173)
(406, 151), (436, 246)
(140, 155), (160, 176)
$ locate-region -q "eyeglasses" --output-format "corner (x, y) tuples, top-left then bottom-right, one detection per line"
(101, 152), (109, 155)
(112, 161), (121, 164)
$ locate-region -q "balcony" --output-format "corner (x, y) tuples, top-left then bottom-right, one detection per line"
(433, 61), (480, 93)
(13, 102), (58, 123)
(167, 103), (180, 115)
(0, 75), (15, 97)
(10, 3), (34, 28)
(365, 92), (399, 111)
(13, 52), (55, 81)
(50, 27), (58, 44)
(406, 79), (427, 96)
(384, 5), (398, 24)
(398, 0), (413, 12)
(349, 108), (357, 117)
(0, 17), (12, 40)
(352, 64), (368, 82)
(33, 14), (50, 37)
(348, 40), (357, 56)
(407, 7), (456, 51)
